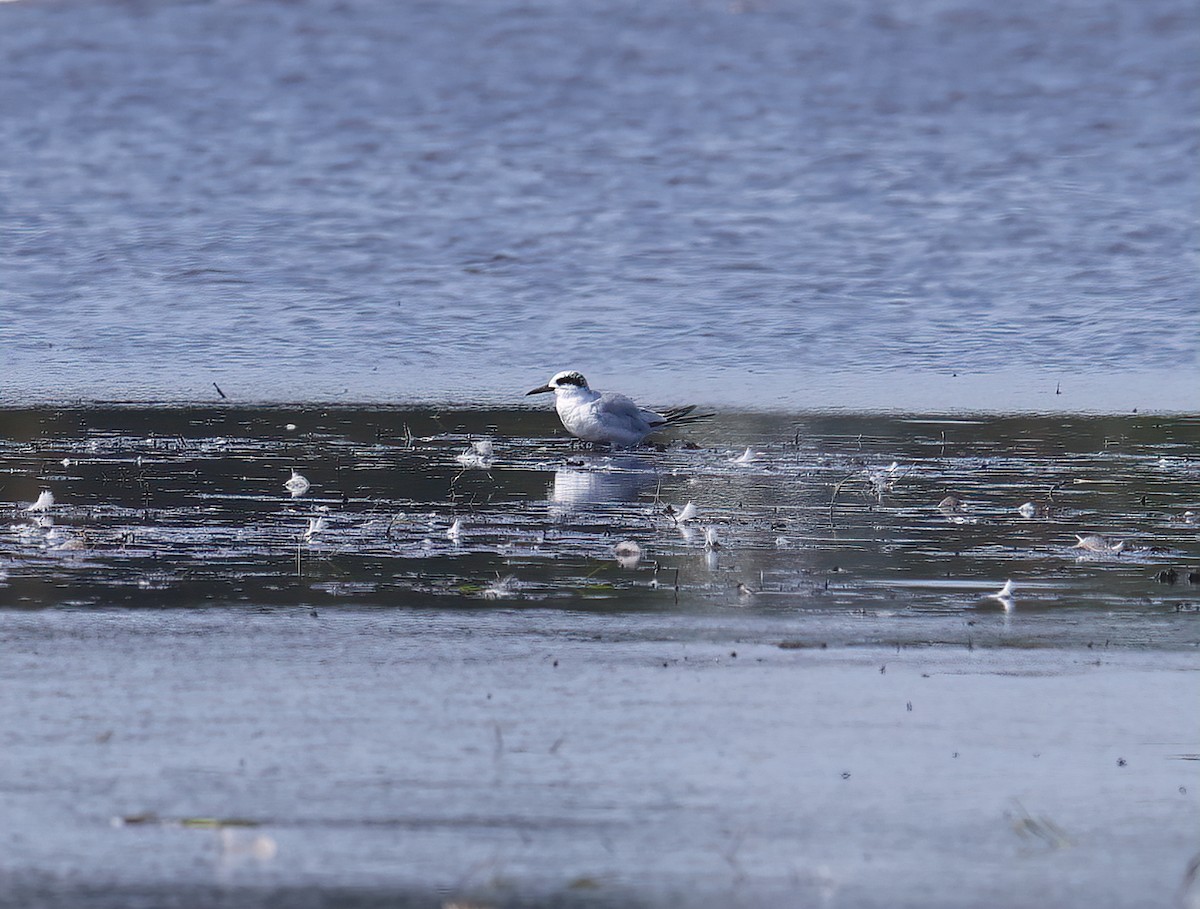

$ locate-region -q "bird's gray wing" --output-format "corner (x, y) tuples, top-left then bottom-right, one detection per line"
(596, 392), (655, 433)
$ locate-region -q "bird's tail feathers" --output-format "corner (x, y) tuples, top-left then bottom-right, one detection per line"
(658, 405), (715, 427)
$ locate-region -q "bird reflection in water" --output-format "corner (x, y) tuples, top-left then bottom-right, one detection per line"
(549, 457), (657, 518)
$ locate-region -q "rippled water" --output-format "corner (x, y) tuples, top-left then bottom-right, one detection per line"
(1, 0), (1197, 408)
(2, 1), (1198, 903)
(3, 407), (1198, 645)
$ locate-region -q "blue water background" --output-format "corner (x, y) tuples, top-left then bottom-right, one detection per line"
(0, 0), (1196, 410)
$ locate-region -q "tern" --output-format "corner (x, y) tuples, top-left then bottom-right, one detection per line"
(526, 370), (711, 447)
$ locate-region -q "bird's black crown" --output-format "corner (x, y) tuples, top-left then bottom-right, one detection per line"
(553, 371), (588, 388)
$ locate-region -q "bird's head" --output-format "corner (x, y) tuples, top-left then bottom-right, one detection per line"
(526, 370), (589, 396)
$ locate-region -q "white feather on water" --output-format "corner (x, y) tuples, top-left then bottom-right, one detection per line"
(614, 540), (642, 569)
(26, 490), (54, 512)
(1073, 534), (1125, 554)
(285, 470), (310, 498)
(989, 579), (1015, 612)
(671, 501), (697, 524)
(456, 439), (495, 469)
(482, 575), (517, 600)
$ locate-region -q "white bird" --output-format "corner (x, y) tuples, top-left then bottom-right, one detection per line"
(526, 371), (711, 447)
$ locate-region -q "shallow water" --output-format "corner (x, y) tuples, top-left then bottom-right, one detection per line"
(2, 0), (1199, 901)
(2, 408), (1199, 907)
(1, 0), (1197, 409)
(2, 406), (1198, 645)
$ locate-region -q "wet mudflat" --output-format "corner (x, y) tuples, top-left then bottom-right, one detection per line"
(0, 612), (1196, 909)
(1, 406), (1198, 907)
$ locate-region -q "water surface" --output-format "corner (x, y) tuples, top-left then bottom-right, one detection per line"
(3, 407), (1198, 647)
(1, 0), (1196, 409)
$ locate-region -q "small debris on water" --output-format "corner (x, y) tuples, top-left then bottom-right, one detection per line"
(285, 470), (310, 498)
(26, 490), (54, 512)
(613, 540), (642, 568)
(481, 575), (517, 600)
(668, 501), (698, 524)
(1074, 534), (1125, 554)
(456, 439), (495, 469)
(704, 527), (721, 551)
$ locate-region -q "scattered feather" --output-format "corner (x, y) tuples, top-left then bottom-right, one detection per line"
(481, 575), (517, 600)
(988, 579), (1015, 610)
(704, 527), (722, 551)
(732, 447), (758, 464)
(447, 518), (462, 541)
(456, 439), (495, 469)
(1074, 534), (1125, 554)
(670, 501), (698, 524)
(26, 490), (54, 512)
(303, 516), (328, 541)
(614, 540), (642, 569)
(284, 470), (310, 498)
(866, 462), (905, 497)
(937, 495), (976, 524)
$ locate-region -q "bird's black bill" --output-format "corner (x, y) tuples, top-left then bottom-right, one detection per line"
(526, 385), (554, 396)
